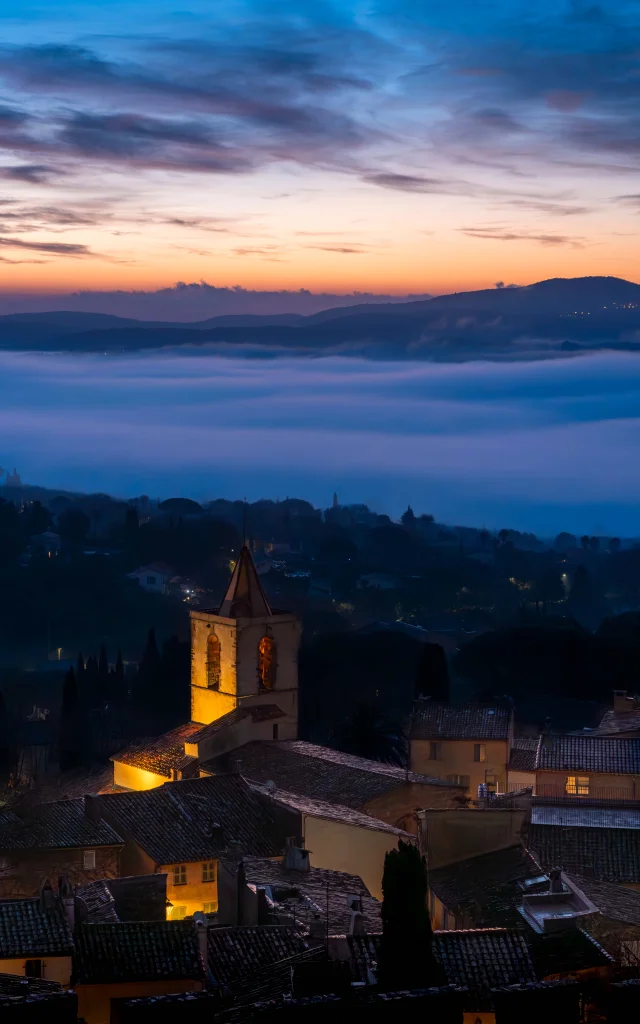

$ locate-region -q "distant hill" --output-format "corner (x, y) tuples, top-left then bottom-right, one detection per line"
(1, 276), (639, 360)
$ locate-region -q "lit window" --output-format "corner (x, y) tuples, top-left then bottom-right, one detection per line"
(474, 743), (486, 763)
(202, 861), (215, 883)
(203, 902), (216, 914)
(173, 864), (187, 885)
(429, 742), (442, 761)
(83, 850), (96, 870)
(171, 906), (187, 920)
(258, 636), (277, 691)
(566, 776), (589, 796)
(207, 633), (221, 690)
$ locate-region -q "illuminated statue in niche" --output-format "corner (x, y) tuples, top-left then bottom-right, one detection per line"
(258, 635), (277, 691)
(207, 633), (221, 690)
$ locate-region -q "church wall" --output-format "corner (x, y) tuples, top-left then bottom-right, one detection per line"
(112, 762), (168, 792)
(235, 616), (301, 699)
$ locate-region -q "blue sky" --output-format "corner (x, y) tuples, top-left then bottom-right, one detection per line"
(0, 1), (639, 295)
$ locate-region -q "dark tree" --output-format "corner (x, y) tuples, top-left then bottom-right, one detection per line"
(113, 650), (126, 701)
(135, 628), (163, 713)
(59, 667), (84, 771)
(57, 507), (91, 546)
(379, 840), (440, 990)
(401, 506), (416, 529)
(415, 642), (449, 701)
(331, 703), (406, 765)
(608, 537), (621, 553)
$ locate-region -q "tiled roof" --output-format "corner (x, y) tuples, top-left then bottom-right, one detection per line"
(428, 846), (546, 928)
(531, 805), (640, 829)
(0, 798), (123, 850)
(251, 784), (412, 837)
(0, 898), (74, 958)
(0, 974), (63, 996)
(97, 774), (284, 864)
(201, 740), (457, 810)
(188, 705), (284, 745)
(0, 811), (20, 829)
(207, 926), (310, 986)
(567, 874), (640, 928)
(410, 701), (511, 741)
(218, 544), (272, 618)
(242, 858), (381, 935)
(529, 927), (614, 978)
(509, 738), (539, 773)
(73, 921), (204, 983)
(524, 823), (640, 882)
(594, 708), (640, 736)
(75, 874), (169, 924)
(536, 735), (640, 774)
(434, 928), (536, 1008)
(74, 880), (119, 924)
(111, 723), (201, 778)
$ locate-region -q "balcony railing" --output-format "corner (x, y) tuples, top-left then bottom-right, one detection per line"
(534, 783), (637, 803)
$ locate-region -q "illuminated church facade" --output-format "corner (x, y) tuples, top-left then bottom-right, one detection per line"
(111, 546), (301, 791)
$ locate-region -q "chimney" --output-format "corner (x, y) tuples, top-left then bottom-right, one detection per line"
(84, 794), (102, 823)
(58, 876), (75, 932)
(284, 838), (310, 872)
(613, 690), (635, 715)
(39, 879), (56, 912)
(193, 912), (209, 972)
(347, 896), (365, 936)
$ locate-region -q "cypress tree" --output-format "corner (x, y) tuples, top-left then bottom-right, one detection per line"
(379, 840), (440, 991)
(98, 644), (109, 700)
(113, 651), (126, 701)
(135, 628), (162, 715)
(59, 667), (83, 771)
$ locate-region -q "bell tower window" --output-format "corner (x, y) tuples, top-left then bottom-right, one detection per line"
(207, 633), (221, 690)
(258, 636), (277, 691)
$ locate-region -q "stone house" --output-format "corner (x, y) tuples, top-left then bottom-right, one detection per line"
(0, 889), (74, 984)
(513, 734), (640, 800)
(0, 798), (123, 897)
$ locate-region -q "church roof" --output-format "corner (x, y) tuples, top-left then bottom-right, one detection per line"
(110, 722), (201, 779)
(218, 545), (272, 618)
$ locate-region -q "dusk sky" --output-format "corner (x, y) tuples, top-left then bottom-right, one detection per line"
(1, 0), (640, 297)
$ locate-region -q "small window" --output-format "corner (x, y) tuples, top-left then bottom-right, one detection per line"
(258, 635), (277, 691)
(447, 774), (470, 788)
(566, 775), (589, 796)
(203, 902), (216, 914)
(202, 861), (215, 883)
(171, 906), (187, 920)
(173, 864), (187, 886)
(146, 576), (156, 585)
(429, 741), (442, 761)
(25, 960), (42, 979)
(272, 724), (279, 740)
(474, 743), (486, 763)
(83, 849), (96, 870)
(207, 633), (221, 690)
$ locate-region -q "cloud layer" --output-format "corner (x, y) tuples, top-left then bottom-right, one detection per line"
(2, 347), (640, 534)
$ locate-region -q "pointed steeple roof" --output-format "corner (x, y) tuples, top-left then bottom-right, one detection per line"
(218, 545), (272, 618)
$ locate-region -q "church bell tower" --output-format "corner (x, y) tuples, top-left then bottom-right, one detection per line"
(189, 545), (301, 737)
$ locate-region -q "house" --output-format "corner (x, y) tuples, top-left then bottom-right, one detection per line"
(0, 798), (123, 897)
(126, 563), (174, 594)
(89, 774), (287, 920)
(253, 785), (413, 898)
(410, 701), (513, 797)
(72, 920), (205, 1024)
(75, 874), (168, 924)
(0, 888), (74, 984)
(512, 734), (640, 800)
(207, 925), (317, 991)
(591, 690), (640, 737)
(241, 858), (382, 935)
(202, 740), (464, 832)
(111, 547), (464, 836)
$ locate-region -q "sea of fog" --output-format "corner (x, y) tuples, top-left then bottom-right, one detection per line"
(2, 349), (640, 536)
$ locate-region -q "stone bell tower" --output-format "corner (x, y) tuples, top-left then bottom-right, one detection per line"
(189, 545), (301, 736)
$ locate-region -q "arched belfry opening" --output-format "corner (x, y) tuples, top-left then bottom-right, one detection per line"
(207, 633), (221, 690)
(258, 635), (277, 691)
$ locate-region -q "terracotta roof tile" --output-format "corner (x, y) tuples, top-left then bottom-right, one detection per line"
(410, 702), (511, 741)
(524, 823), (640, 882)
(0, 798), (123, 850)
(207, 926), (310, 986)
(434, 928), (536, 1007)
(0, 898), (74, 958)
(74, 921), (204, 983)
(536, 735), (640, 774)
(111, 723), (201, 779)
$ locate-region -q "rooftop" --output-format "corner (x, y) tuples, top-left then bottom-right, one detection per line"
(0, 798), (123, 850)
(410, 701), (511, 741)
(207, 925), (311, 987)
(536, 735), (640, 774)
(75, 874), (168, 924)
(428, 845), (546, 929)
(73, 920), (205, 984)
(509, 738), (538, 773)
(594, 707), (640, 736)
(0, 897), (74, 958)
(524, 822), (640, 882)
(251, 784), (412, 837)
(188, 705), (284, 746)
(242, 857), (381, 935)
(110, 722), (200, 779)
(434, 928), (536, 1008)
(96, 774), (284, 864)
(568, 874), (640, 929)
(201, 739), (457, 810)
(218, 544), (272, 619)
(531, 804), (640, 829)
